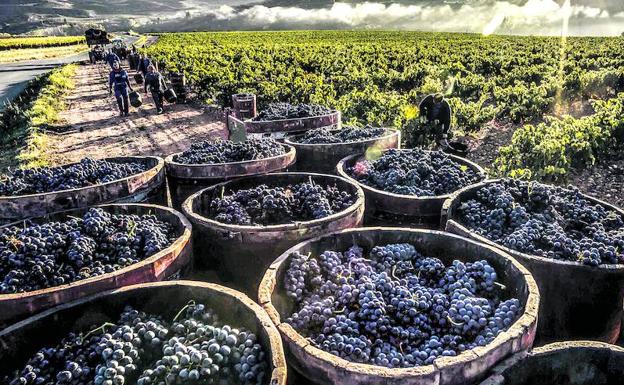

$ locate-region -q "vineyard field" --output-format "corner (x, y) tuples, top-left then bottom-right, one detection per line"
(145, 31), (623, 180)
(0, 36), (86, 51)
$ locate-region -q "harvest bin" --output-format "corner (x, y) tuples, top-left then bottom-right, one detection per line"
(284, 128), (401, 174)
(479, 341), (624, 385)
(232, 93), (257, 120)
(182, 172), (365, 297)
(259, 227), (539, 385)
(0, 281), (287, 385)
(442, 179), (624, 343)
(164, 143), (296, 210)
(245, 111), (341, 137)
(0, 203), (192, 325)
(0, 156), (166, 224)
(337, 150), (486, 228)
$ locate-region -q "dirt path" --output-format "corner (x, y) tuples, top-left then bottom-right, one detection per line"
(45, 63), (227, 164)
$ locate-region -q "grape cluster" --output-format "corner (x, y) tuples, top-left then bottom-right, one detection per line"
(173, 139), (286, 165)
(3, 303), (268, 385)
(0, 208), (175, 294)
(348, 149), (482, 197)
(207, 180), (355, 226)
(295, 126), (387, 144)
(457, 179), (624, 266)
(283, 243), (522, 368)
(252, 103), (332, 121)
(0, 158), (148, 196)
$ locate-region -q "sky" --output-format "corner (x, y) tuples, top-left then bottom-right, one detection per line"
(146, 0), (624, 36)
(2, 0), (623, 36)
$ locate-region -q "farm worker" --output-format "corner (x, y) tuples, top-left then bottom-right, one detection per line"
(136, 54), (155, 76)
(109, 61), (133, 117)
(105, 50), (120, 69)
(419, 93), (452, 147)
(144, 64), (167, 114)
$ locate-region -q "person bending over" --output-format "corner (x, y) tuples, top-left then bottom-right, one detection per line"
(418, 93), (452, 148)
(109, 62), (133, 117)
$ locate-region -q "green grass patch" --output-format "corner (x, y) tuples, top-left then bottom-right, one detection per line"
(0, 64), (77, 170)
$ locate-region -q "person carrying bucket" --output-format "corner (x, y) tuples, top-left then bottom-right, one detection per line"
(105, 50), (120, 69)
(144, 64), (167, 114)
(109, 62), (133, 117)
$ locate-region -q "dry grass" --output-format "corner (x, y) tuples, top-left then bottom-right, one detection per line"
(0, 44), (87, 63)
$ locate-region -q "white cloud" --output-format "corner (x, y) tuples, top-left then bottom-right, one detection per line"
(183, 0), (623, 36)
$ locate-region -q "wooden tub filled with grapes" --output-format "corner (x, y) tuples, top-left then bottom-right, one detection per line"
(479, 341), (624, 385)
(442, 178), (624, 343)
(284, 126), (400, 174)
(165, 139), (296, 210)
(0, 156), (166, 224)
(243, 103), (341, 138)
(0, 204), (192, 325)
(0, 281), (287, 385)
(181, 172), (365, 297)
(337, 148), (487, 228)
(258, 227), (539, 385)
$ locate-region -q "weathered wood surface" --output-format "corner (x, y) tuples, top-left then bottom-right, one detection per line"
(0, 203), (192, 325)
(259, 227), (539, 385)
(442, 179), (624, 344)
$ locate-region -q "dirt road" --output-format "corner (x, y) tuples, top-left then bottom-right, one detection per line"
(45, 63), (227, 164)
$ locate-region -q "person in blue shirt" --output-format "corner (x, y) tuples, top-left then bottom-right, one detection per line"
(136, 54), (154, 76)
(105, 50), (120, 69)
(109, 61), (133, 117)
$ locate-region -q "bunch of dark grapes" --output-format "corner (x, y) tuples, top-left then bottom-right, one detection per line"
(0, 208), (175, 294)
(348, 149), (482, 197)
(173, 139), (286, 165)
(3, 303), (268, 385)
(0, 158), (148, 196)
(252, 103), (332, 121)
(283, 242), (523, 368)
(295, 126), (387, 144)
(207, 180), (355, 225)
(457, 178), (624, 266)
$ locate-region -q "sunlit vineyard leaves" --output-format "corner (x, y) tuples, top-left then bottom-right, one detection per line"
(145, 31), (624, 179)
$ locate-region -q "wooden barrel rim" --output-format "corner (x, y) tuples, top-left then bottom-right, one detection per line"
(481, 340), (624, 384)
(336, 149), (488, 201)
(247, 110), (340, 124)
(258, 227), (539, 381)
(0, 280), (287, 385)
(164, 143), (296, 178)
(442, 178), (624, 272)
(284, 128), (400, 147)
(0, 156), (164, 200)
(0, 203), (192, 302)
(530, 340), (624, 355)
(181, 172), (365, 233)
